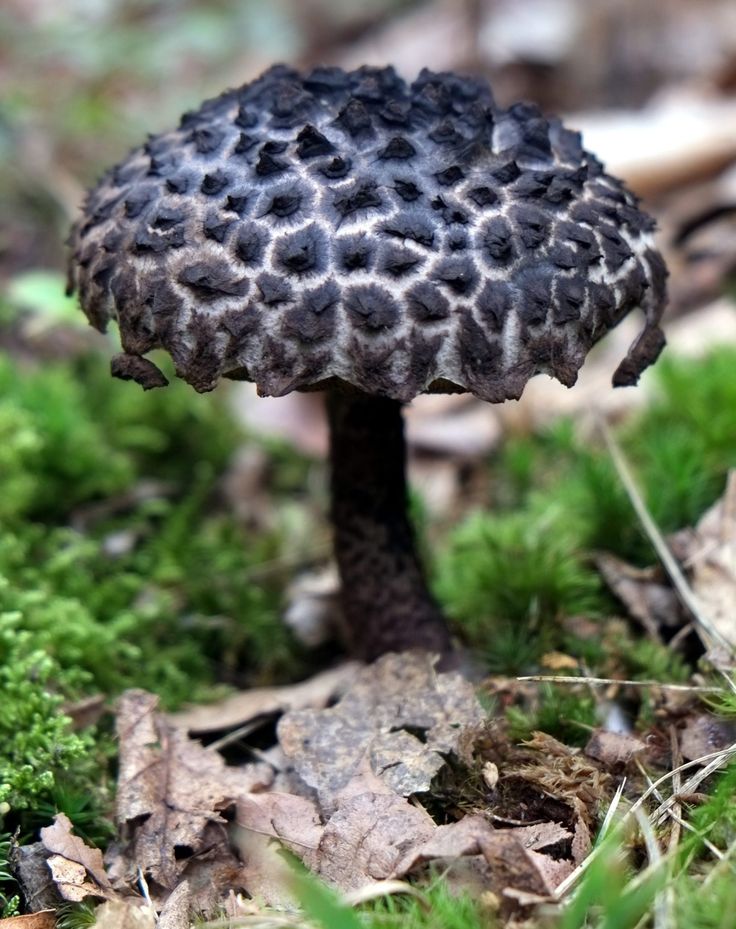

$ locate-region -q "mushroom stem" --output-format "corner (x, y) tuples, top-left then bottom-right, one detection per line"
(326, 387), (452, 660)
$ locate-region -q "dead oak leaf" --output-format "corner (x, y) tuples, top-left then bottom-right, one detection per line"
(46, 856), (105, 904)
(679, 713), (736, 761)
(596, 552), (684, 637)
(585, 729), (647, 769)
(277, 651), (484, 810)
(236, 792), (323, 853)
(315, 792), (436, 891)
(39, 813), (114, 902)
(687, 471), (736, 649)
(157, 880), (191, 929)
(394, 815), (572, 879)
(113, 689), (272, 891)
(168, 663), (361, 734)
(394, 814), (497, 875)
(0, 913), (56, 929)
(479, 831), (573, 902)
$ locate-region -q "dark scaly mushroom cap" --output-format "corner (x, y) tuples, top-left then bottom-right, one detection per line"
(68, 64), (667, 401)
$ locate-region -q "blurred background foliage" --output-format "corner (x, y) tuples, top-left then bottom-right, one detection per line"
(4, 0), (736, 278)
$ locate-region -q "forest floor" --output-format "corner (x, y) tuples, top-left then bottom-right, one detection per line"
(3, 1), (736, 927)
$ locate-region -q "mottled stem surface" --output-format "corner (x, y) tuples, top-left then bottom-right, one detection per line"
(327, 388), (452, 660)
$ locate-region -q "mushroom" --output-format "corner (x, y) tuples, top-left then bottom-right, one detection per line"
(68, 65), (667, 661)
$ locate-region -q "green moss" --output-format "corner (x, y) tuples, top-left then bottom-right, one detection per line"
(436, 510), (603, 674)
(0, 832), (19, 917)
(505, 683), (597, 747)
(612, 635), (690, 684)
(494, 348), (736, 566)
(0, 610), (91, 814)
(681, 762), (736, 854)
(0, 351), (240, 522)
(671, 764), (736, 927)
(0, 356), (134, 520)
(0, 343), (310, 700)
(0, 501), (304, 708)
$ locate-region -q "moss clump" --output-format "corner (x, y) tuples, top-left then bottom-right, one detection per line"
(498, 348), (736, 565)
(505, 683), (597, 747)
(0, 831), (19, 917)
(436, 510), (603, 674)
(0, 351), (238, 522)
(0, 610), (91, 813)
(0, 480), (305, 711)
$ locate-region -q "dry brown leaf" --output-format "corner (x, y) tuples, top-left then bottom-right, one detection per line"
(61, 695), (106, 731)
(512, 821), (573, 853)
(157, 881), (190, 929)
(540, 652), (580, 671)
(113, 690), (272, 892)
(0, 912), (56, 929)
(92, 901), (155, 929)
(169, 663), (360, 734)
(395, 815), (572, 880)
(236, 793), (323, 852)
(277, 651), (484, 809)
(39, 814), (114, 901)
(597, 553), (683, 637)
(679, 714), (736, 761)
(46, 857), (105, 904)
(479, 832), (571, 901)
(394, 814), (496, 876)
(687, 472), (736, 648)
(574, 93), (736, 199)
(585, 730), (647, 768)
(315, 792), (436, 891)
(165, 833), (245, 917)
(11, 844), (61, 912)
(571, 814), (593, 865)
(405, 394), (501, 457)
(235, 829), (297, 909)
(229, 385), (328, 457)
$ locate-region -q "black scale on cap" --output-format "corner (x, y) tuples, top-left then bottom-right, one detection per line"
(69, 64), (667, 399)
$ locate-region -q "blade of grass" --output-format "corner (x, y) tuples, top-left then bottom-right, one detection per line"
(596, 413), (735, 658)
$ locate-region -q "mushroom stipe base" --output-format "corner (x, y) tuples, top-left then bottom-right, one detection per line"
(327, 388), (452, 660)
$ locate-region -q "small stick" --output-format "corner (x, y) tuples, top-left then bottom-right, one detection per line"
(517, 674), (724, 693)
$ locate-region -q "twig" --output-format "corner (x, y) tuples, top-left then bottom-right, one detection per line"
(667, 727), (683, 854)
(634, 759), (722, 860)
(517, 674), (724, 693)
(649, 742), (736, 828)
